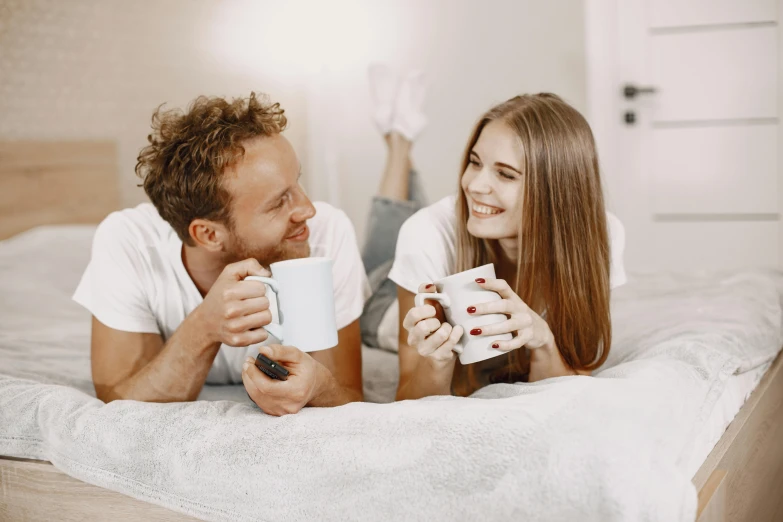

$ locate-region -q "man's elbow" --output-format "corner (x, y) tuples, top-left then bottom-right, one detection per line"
(94, 383), (122, 403)
(96, 382), (202, 403)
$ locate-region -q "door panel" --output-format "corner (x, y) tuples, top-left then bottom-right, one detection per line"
(587, 0), (781, 271)
(651, 26), (778, 122)
(651, 124), (778, 214)
(649, 0), (777, 28)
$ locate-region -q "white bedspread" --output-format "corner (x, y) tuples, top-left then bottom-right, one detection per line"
(1, 226), (782, 521)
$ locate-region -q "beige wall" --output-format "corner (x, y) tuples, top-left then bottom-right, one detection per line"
(299, 0), (588, 239)
(0, 0), (309, 208)
(0, 0), (587, 241)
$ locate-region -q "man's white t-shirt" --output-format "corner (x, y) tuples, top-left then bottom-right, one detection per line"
(388, 194), (627, 293)
(73, 202), (370, 384)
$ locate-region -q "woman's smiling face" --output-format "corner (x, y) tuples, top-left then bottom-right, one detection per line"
(461, 119), (524, 240)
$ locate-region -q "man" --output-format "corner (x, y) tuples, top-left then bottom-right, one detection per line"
(73, 92), (368, 415)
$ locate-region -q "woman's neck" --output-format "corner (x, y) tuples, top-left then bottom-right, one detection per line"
(497, 237), (518, 265)
(495, 238), (519, 289)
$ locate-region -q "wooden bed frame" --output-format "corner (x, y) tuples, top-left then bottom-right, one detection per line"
(1, 141), (782, 522)
(0, 141), (121, 239)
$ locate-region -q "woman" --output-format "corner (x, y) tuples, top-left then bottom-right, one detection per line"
(382, 93), (627, 399)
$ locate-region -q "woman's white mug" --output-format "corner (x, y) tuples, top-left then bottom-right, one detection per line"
(245, 257), (338, 353)
(414, 263), (512, 365)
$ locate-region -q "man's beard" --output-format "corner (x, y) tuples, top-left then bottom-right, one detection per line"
(227, 231), (310, 267)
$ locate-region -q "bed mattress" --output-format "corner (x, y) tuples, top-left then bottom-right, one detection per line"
(0, 225), (775, 474)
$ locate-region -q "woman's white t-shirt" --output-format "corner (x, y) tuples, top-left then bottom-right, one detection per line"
(375, 195), (627, 351)
(73, 202), (369, 384)
(388, 194), (627, 293)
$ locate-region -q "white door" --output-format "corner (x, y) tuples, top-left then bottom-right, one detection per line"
(586, 0), (782, 273)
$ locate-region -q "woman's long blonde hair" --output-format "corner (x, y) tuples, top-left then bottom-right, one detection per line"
(455, 94), (611, 389)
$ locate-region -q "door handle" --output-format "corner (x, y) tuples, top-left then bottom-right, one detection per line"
(623, 84), (657, 99)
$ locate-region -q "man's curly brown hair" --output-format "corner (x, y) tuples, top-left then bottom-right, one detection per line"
(135, 92), (288, 244)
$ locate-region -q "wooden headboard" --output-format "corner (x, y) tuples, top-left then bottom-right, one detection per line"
(0, 141), (121, 239)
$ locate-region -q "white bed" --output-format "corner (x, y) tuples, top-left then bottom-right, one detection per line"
(0, 226), (778, 487)
(0, 225), (768, 432)
(683, 362), (768, 477)
(376, 287), (774, 481)
(0, 140), (781, 522)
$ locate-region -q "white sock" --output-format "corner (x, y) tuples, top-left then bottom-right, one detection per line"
(368, 63), (399, 135)
(391, 70), (427, 141)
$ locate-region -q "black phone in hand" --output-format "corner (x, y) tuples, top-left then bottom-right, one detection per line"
(254, 353), (290, 381)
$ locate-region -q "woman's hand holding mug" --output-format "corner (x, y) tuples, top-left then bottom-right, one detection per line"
(411, 264), (512, 365)
(470, 277), (555, 353)
(402, 283), (464, 365)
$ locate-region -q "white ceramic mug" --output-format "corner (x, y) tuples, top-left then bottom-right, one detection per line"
(414, 263), (512, 365)
(245, 257), (337, 353)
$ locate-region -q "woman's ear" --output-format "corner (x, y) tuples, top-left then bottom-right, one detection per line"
(188, 219), (230, 253)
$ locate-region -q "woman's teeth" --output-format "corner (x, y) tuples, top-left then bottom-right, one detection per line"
(472, 203), (503, 215)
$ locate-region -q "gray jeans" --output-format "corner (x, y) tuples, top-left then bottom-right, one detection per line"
(360, 170), (427, 347)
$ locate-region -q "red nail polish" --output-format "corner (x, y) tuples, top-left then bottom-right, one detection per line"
(426, 284), (434, 289)
(470, 328), (482, 336)
(492, 343), (499, 349)
(467, 306), (476, 314)
(475, 278), (485, 284)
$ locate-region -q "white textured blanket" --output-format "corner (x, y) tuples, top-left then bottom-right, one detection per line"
(1, 227), (782, 521)
(0, 347), (736, 521)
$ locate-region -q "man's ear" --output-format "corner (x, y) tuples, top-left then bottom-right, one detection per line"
(188, 219), (231, 253)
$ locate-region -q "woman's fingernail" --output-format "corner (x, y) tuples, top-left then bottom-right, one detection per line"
(425, 283), (434, 289)
(492, 343), (499, 349)
(470, 328), (482, 336)
(467, 306), (476, 314)
(242, 362), (250, 371)
(475, 278), (485, 284)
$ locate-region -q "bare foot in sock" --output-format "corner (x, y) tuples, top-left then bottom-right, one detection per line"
(368, 63), (399, 135)
(391, 70), (427, 141)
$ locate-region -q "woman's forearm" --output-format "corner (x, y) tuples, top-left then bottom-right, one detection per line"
(396, 357), (455, 400)
(528, 340), (583, 382)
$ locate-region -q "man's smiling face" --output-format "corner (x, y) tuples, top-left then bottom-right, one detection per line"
(220, 134), (316, 265)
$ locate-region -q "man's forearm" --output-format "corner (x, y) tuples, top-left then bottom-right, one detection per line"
(307, 364), (363, 407)
(108, 308), (220, 402)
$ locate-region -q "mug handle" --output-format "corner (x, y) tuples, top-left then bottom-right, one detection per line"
(244, 276), (284, 342)
(414, 292), (451, 309)
(413, 292), (462, 355)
